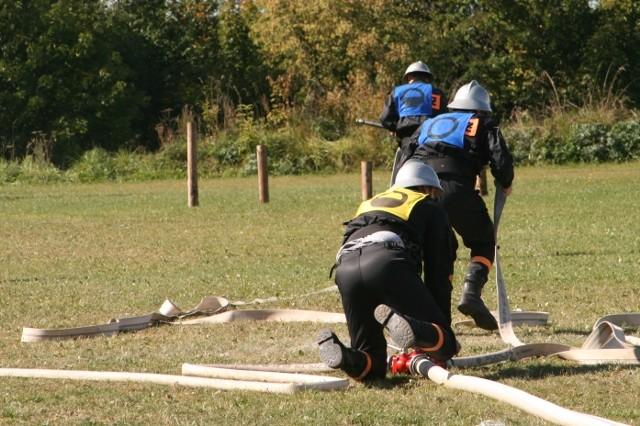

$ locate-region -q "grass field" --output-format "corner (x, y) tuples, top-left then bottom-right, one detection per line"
(1, 162), (639, 425)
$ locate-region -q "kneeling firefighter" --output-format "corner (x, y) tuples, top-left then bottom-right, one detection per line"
(410, 80), (515, 330)
(318, 160), (459, 381)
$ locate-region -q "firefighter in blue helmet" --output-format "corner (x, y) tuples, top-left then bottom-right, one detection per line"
(410, 80), (514, 331)
(317, 160), (459, 381)
(380, 62), (448, 180)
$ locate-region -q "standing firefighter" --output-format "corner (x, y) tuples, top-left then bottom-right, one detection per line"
(411, 80), (514, 331)
(379, 61), (447, 181)
(317, 160), (459, 381)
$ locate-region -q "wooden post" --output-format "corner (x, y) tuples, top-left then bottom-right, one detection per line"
(187, 121), (199, 207)
(257, 145), (269, 203)
(476, 166), (488, 196)
(361, 161), (372, 200)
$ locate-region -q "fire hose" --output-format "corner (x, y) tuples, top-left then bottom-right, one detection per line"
(385, 184), (637, 425)
(5, 185), (639, 423)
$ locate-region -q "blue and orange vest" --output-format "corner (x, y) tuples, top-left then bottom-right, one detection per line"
(417, 112), (479, 149)
(393, 82), (435, 118)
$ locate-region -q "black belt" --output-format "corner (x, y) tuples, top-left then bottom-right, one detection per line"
(425, 156), (476, 178)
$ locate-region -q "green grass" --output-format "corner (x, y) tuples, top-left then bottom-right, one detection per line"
(1, 163), (639, 425)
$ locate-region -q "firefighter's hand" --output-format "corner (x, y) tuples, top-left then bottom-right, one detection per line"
(503, 185), (513, 196)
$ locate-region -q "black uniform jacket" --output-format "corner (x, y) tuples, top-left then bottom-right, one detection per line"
(379, 86), (448, 139)
(412, 114), (514, 188)
(341, 189), (453, 294)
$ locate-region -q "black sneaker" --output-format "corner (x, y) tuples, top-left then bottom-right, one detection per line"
(373, 304), (416, 350)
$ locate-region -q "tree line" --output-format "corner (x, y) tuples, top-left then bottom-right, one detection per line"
(1, 0), (638, 167)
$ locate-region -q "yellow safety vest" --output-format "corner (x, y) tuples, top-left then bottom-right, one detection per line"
(355, 187), (427, 221)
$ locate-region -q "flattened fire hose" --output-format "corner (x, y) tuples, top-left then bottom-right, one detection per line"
(11, 295), (349, 394)
(451, 185), (640, 368)
(494, 182), (523, 347)
(20, 292), (346, 342)
(428, 184), (636, 425)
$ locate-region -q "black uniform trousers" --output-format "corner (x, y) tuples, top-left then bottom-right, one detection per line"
(436, 173), (495, 264)
(335, 244), (454, 378)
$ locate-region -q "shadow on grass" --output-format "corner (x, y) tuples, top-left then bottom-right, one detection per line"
(362, 375), (412, 389)
(343, 359), (637, 389)
(548, 327), (592, 336)
(454, 326), (596, 337)
(553, 250), (598, 256)
(482, 362), (637, 381)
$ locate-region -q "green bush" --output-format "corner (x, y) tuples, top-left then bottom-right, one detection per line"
(297, 137), (336, 173)
(607, 121), (640, 161)
(68, 148), (117, 182)
(212, 135), (247, 168)
(204, 123), (355, 176)
(153, 142), (188, 179)
(530, 134), (563, 164)
(19, 157), (65, 183)
(0, 157), (64, 184)
(502, 126), (540, 165)
(0, 160), (22, 183)
(568, 123), (610, 162)
(505, 119), (640, 165)
(3, 115), (640, 185)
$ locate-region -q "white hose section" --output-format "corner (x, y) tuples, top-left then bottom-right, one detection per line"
(416, 359), (628, 426)
(181, 364), (348, 390)
(0, 368), (300, 394)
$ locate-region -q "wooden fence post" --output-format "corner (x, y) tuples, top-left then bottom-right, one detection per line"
(361, 161), (372, 200)
(257, 145), (269, 203)
(187, 121), (199, 207)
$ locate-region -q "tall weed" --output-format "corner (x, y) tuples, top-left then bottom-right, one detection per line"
(0, 157), (64, 184)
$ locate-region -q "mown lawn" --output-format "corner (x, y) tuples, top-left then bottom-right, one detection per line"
(1, 163), (639, 425)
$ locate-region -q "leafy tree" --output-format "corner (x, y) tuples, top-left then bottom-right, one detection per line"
(410, 0), (597, 117)
(0, 1), (144, 164)
(217, 1), (269, 107)
(250, 0), (431, 122)
(582, 0), (640, 106)
(2, 0), (639, 165)
(111, 0), (222, 148)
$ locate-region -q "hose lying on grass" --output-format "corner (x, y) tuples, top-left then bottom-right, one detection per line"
(410, 356), (628, 426)
(0, 366), (348, 394)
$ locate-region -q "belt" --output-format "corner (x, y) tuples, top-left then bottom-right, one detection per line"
(424, 155), (476, 178)
(329, 241), (406, 278)
(336, 241), (405, 263)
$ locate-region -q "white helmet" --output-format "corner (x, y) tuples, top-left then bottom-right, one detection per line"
(404, 61), (432, 79)
(447, 80), (492, 112)
(392, 160), (443, 191)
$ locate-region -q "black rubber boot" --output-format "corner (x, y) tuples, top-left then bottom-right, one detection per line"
(457, 264), (497, 331)
(316, 329), (370, 379)
(373, 305), (457, 362)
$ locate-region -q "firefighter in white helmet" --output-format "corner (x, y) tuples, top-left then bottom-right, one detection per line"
(318, 160), (459, 381)
(410, 80), (515, 331)
(380, 62), (448, 181)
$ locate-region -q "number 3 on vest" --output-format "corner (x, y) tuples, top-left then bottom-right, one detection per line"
(465, 118), (479, 137)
